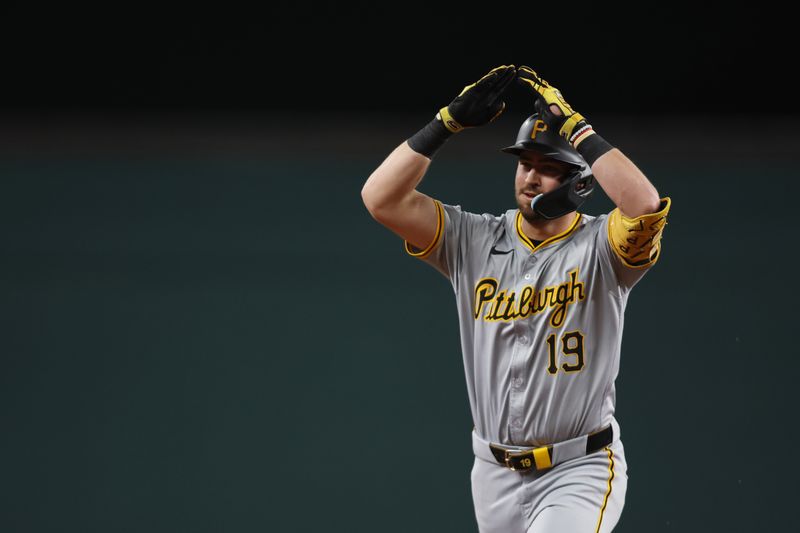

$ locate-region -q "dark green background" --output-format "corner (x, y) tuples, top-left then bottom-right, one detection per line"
(1, 111), (796, 532)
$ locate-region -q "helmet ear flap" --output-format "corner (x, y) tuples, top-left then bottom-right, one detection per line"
(558, 167), (580, 183)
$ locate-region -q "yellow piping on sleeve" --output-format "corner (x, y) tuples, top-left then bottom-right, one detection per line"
(404, 199), (444, 259)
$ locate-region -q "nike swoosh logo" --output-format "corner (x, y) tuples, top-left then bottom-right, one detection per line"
(490, 246), (513, 255)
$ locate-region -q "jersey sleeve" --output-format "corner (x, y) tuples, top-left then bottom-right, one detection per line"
(403, 199), (486, 290)
(595, 197), (672, 290)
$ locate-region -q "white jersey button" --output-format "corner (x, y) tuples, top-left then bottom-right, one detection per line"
(519, 336), (528, 344)
(514, 377), (523, 387)
(524, 273), (531, 280)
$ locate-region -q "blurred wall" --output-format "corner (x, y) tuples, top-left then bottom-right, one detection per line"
(1, 110), (797, 532)
(0, 3), (795, 531)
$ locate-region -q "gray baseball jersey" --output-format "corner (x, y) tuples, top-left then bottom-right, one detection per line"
(405, 198), (670, 446)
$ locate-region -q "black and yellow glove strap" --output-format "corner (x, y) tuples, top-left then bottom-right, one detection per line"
(437, 106), (464, 133)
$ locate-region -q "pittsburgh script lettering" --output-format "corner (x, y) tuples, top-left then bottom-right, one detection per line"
(473, 269), (586, 328)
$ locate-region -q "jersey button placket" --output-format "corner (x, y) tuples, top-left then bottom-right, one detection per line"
(510, 258), (535, 442)
(509, 334), (529, 442)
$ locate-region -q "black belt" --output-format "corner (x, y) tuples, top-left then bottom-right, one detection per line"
(488, 425), (613, 472)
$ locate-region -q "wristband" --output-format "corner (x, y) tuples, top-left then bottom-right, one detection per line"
(572, 127), (614, 167)
(406, 116), (453, 159)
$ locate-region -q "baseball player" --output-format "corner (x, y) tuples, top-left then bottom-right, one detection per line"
(360, 64), (671, 532)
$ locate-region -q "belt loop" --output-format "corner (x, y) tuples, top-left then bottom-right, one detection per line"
(532, 446), (553, 470)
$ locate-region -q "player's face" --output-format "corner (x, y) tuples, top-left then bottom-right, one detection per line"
(514, 151), (572, 221)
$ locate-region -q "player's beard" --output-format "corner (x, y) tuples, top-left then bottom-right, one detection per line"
(516, 187), (541, 225)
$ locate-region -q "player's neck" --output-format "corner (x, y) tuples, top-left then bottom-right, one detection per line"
(521, 211), (578, 242)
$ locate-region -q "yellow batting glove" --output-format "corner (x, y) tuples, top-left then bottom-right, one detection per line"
(516, 65), (593, 147)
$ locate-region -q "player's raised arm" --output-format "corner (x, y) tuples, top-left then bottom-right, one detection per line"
(516, 66), (663, 218)
(361, 65), (516, 251)
(360, 143), (438, 253)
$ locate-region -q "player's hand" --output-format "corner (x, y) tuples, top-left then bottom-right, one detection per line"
(438, 65), (516, 133)
(516, 65), (590, 146)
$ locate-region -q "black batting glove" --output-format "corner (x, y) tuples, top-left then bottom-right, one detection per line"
(408, 65), (515, 158)
(439, 64), (517, 132)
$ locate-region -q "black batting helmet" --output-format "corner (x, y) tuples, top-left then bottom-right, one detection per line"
(501, 114), (585, 167)
(501, 113), (596, 220)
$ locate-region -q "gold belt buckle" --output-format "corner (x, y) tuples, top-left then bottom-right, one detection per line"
(506, 450), (534, 471)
